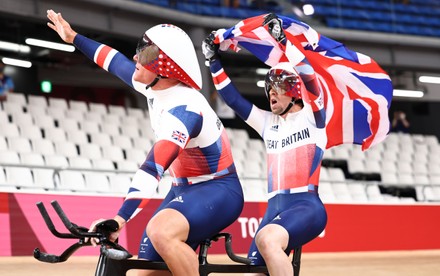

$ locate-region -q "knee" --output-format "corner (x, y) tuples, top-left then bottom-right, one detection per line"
(255, 232), (276, 255)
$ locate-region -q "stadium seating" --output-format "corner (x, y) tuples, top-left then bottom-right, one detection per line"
(1, 94), (439, 203)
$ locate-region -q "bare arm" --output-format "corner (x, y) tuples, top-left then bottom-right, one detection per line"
(46, 9), (77, 44)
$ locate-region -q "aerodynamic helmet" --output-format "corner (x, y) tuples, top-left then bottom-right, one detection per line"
(264, 62), (302, 99)
(136, 24), (202, 90)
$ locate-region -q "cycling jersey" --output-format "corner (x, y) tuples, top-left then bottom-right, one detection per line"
(73, 35), (239, 222)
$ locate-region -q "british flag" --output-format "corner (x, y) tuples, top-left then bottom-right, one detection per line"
(214, 14), (393, 151)
(172, 130), (187, 144)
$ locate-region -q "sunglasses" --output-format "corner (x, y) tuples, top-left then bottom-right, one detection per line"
(135, 34), (159, 66)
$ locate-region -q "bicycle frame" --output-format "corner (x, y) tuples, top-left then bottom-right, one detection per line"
(34, 200), (302, 276)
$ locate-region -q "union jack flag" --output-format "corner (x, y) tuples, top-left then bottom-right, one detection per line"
(172, 130), (187, 144)
(213, 14), (393, 151)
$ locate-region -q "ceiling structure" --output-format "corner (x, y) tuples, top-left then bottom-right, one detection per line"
(1, 0), (440, 102)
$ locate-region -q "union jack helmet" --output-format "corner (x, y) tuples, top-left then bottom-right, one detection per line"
(264, 62), (302, 99)
(136, 24), (202, 90)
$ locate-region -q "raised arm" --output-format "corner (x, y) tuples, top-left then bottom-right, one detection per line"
(295, 59), (326, 128)
(47, 9), (136, 88)
(203, 34), (269, 136)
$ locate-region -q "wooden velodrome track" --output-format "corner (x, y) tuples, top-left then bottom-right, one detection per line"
(1, 250), (439, 276)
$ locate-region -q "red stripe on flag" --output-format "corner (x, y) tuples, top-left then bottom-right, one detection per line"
(96, 45), (112, 68)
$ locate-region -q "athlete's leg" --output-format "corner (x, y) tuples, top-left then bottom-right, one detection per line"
(255, 224), (292, 276)
(141, 208), (197, 276)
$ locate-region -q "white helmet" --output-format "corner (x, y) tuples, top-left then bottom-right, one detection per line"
(136, 24), (203, 90)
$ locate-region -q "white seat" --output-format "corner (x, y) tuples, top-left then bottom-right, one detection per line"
(68, 156), (93, 169)
(248, 139), (265, 153)
(69, 100), (88, 112)
(5, 167), (34, 188)
(109, 174), (131, 194)
(57, 170), (86, 192)
(90, 133), (112, 147)
(245, 150), (263, 160)
(66, 130), (89, 145)
(382, 150), (398, 162)
(132, 137), (153, 151)
(108, 105), (126, 116)
(102, 113), (121, 125)
(54, 141), (79, 158)
(350, 147), (367, 161)
(0, 136), (8, 151)
(20, 125), (43, 140)
(430, 175), (440, 186)
(102, 145), (125, 162)
(413, 153), (428, 164)
(80, 121), (101, 134)
(58, 118), (80, 131)
(231, 137), (248, 149)
(84, 173), (110, 192)
(79, 143), (102, 159)
(414, 174), (430, 185)
(139, 126), (155, 140)
(327, 167), (346, 182)
(398, 173), (414, 185)
(125, 148), (146, 166)
(65, 109), (84, 121)
(332, 146), (350, 160)
(7, 137), (32, 154)
(319, 167), (330, 182)
(44, 154), (69, 168)
(31, 139), (55, 155)
(46, 106), (66, 119)
(0, 150), (21, 164)
(121, 116), (139, 126)
(156, 176), (173, 198)
(0, 111), (9, 124)
(423, 135), (438, 146)
(48, 97), (69, 109)
(84, 111), (103, 123)
(347, 182), (367, 199)
(112, 135), (133, 149)
(2, 102), (25, 115)
(366, 184), (382, 198)
(381, 172), (398, 185)
(117, 160), (138, 172)
(413, 163), (428, 175)
(347, 159), (365, 174)
(11, 112), (34, 127)
(398, 151), (413, 163)
(365, 149), (382, 161)
(0, 123), (20, 138)
(381, 160), (396, 173)
(26, 105), (47, 117)
(28, 95), (48, 108)
(364, 160), (381, 174)
(92, 159), (115, 170)
(243, 179), (267, 202)
(33, 168), (56, 190)
(7, 93), (27, 106)
(101, 123), (120, 136)
(43, 127), (67, 142)
(396, 161), (413, 174)
(243, 159), (263, 178)
(89, 103), (108, 114)
(127, 107), (145, 119)
(32, 113), (55, 129)
(120, 125), (140, 138)
(318, 181), (334, 197)
(20, 152), (45, 166)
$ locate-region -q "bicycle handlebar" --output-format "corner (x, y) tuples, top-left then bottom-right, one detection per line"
(34, 200), (132, 263)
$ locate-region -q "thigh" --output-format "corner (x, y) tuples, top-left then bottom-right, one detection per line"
(170, 176), (244, 246)
(138, 175), (243, 260)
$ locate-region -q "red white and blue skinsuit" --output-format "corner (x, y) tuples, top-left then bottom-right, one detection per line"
(209, 58), (327, 265)
(73, 34), (244, 260)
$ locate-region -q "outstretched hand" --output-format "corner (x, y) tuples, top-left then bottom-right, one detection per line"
(46, 9), (77, 44)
